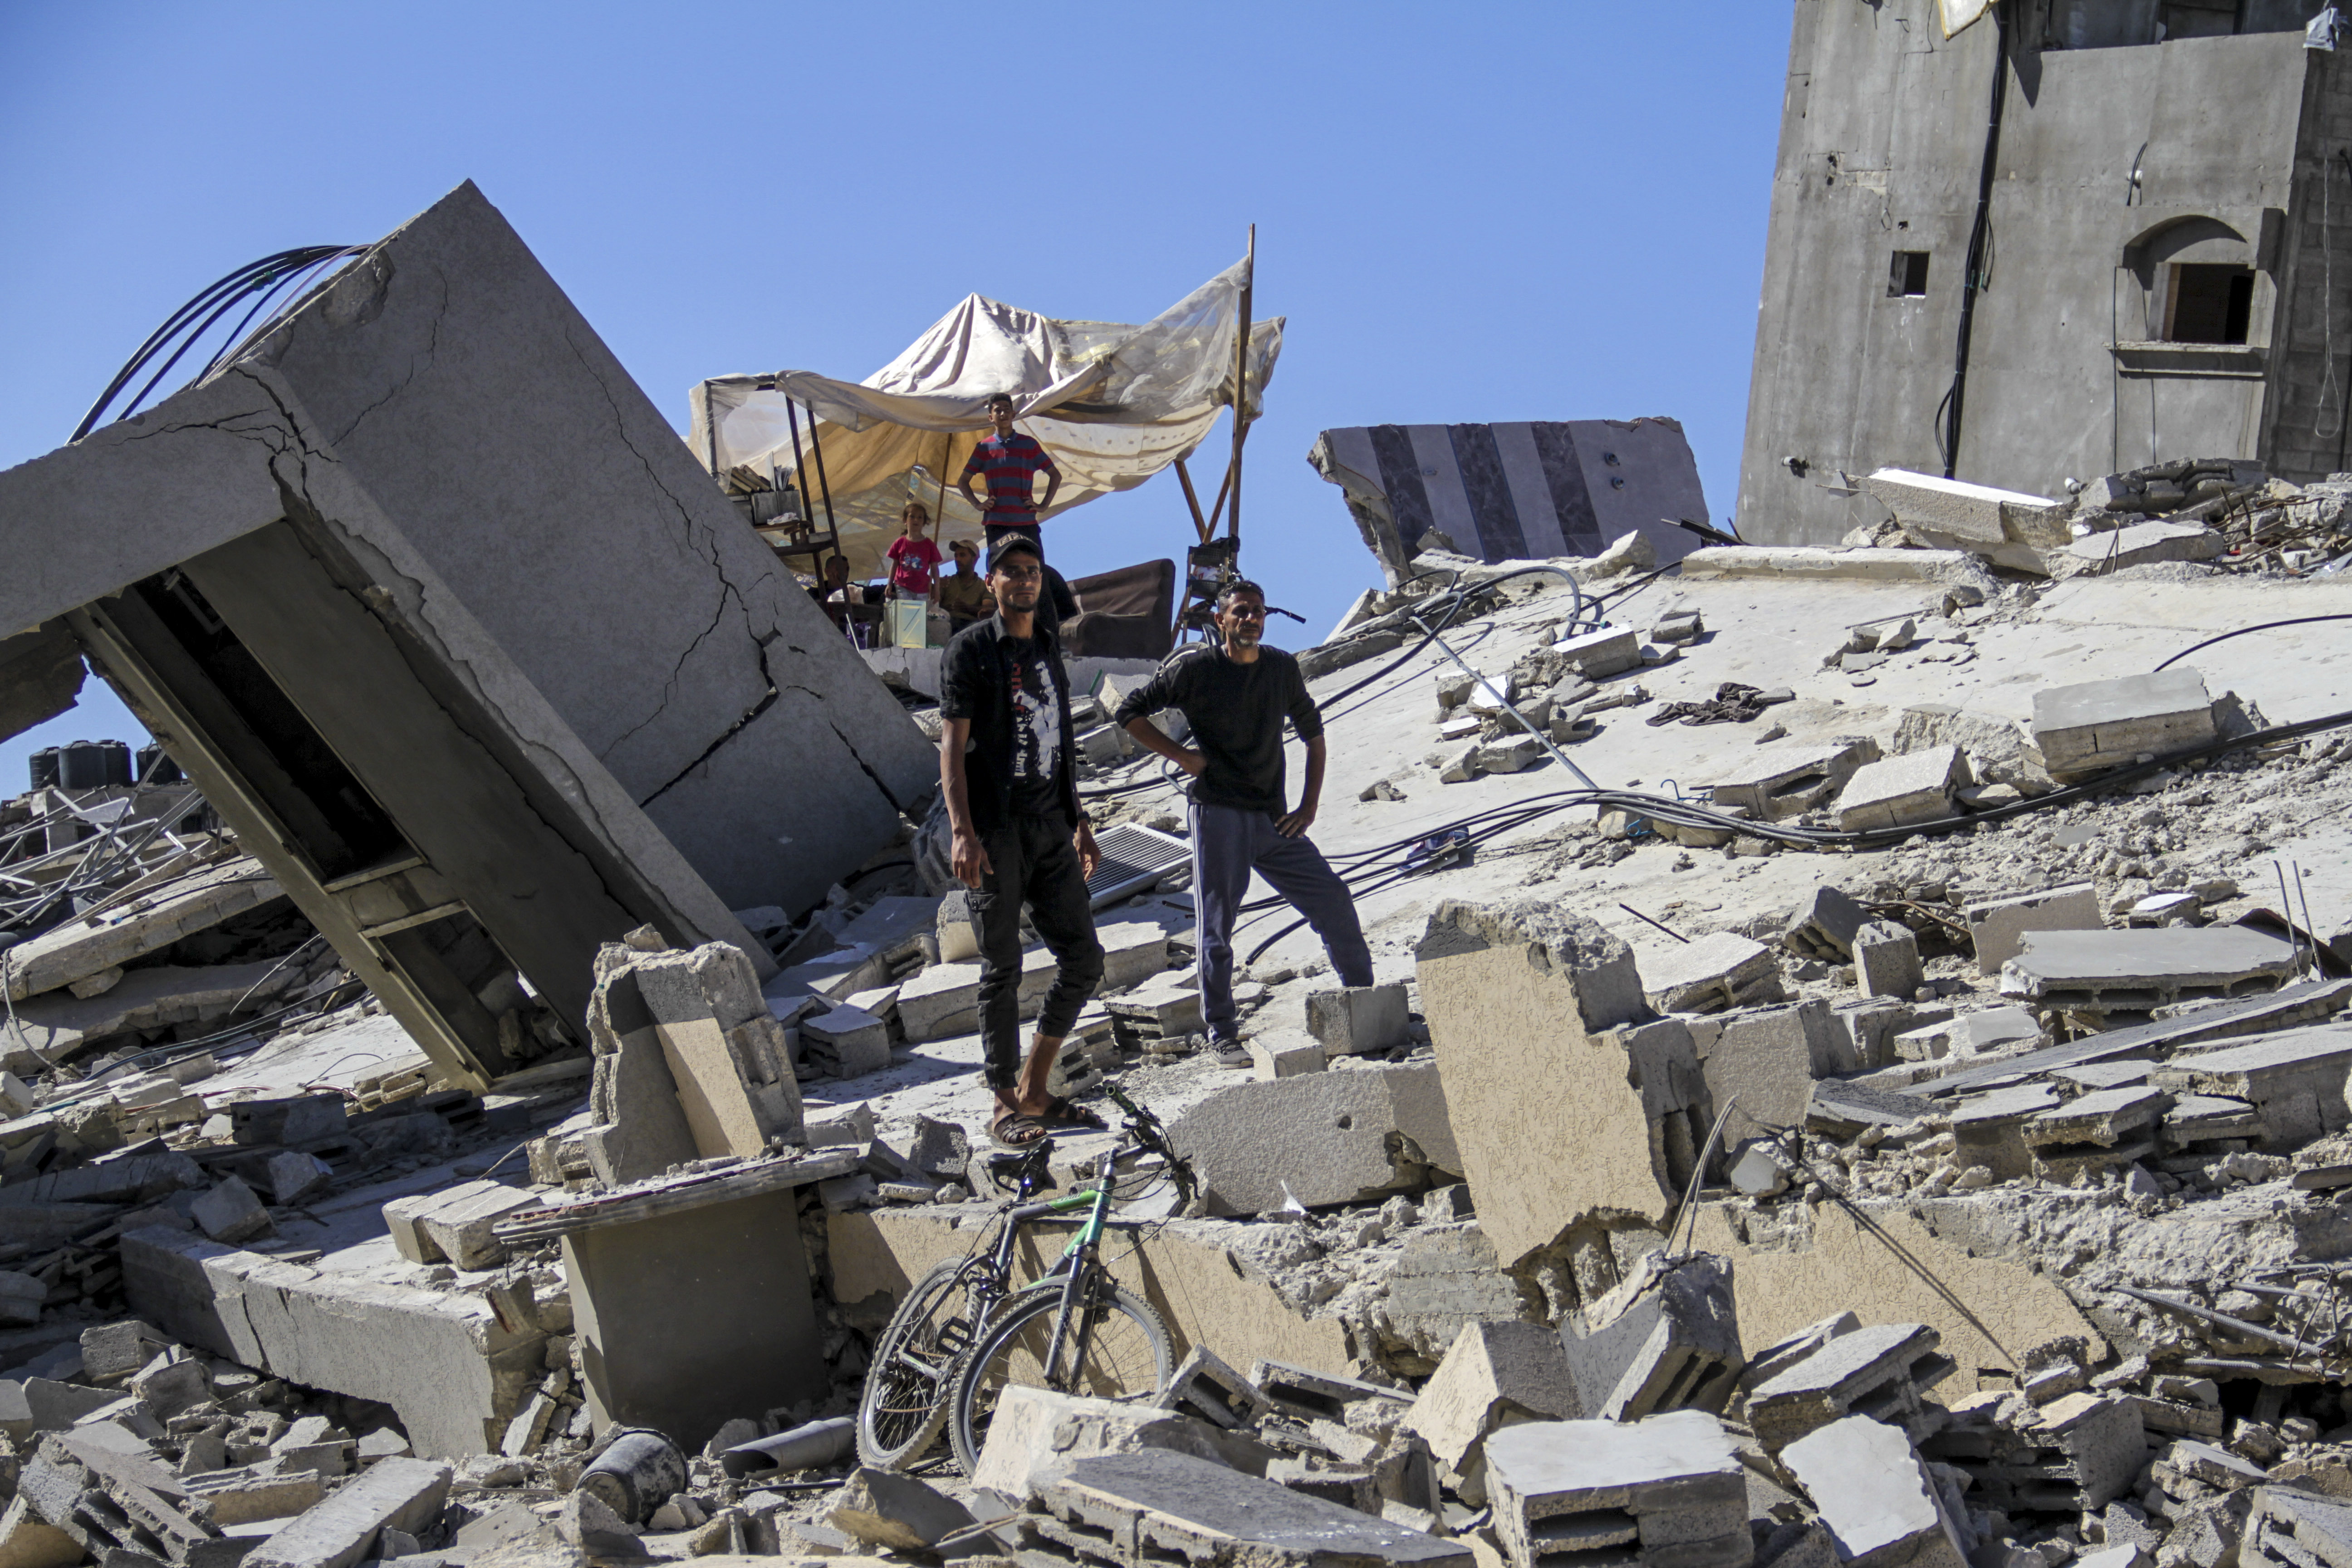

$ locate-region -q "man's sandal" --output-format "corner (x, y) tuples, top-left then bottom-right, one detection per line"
(990, 1113), (1049, 1149)
(1037, 1095), (1107, 1132)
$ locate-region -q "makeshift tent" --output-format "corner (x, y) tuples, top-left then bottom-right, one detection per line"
(690, 256), (1282, 583)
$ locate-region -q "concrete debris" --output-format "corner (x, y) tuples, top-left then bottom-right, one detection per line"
(1401, 1321), (1581, 1468)
(1559, 1252), (1743, 1422)
(1745, 1322), (1956, 1451)
(2001, 926), (2301, 1015)
(1639, 931), (1785, 1015)
(1306, 984), (1412, 1058)
(2030, 668), (2221, 778)
(1482, 1411), (1747, 1568)
(1780, 1415), (1969, 1568)
(823, 1465), (974, 1552)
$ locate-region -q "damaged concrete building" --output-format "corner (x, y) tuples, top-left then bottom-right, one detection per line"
(1739, 0), (2347, 546)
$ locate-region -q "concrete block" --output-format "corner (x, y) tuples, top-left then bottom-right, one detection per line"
(2063, 519), (2224, 568)
(1403, 1322), (1582, 1469)
(1864, 468), (2068, 549)
(0, 1495), (81, 1568)
(896, 962), (982, 1041)
(1249, 1034), (1327, 1079)
(800, 1006), (892, 1080)
(1474, 734), (1545, 775)
(1892, 1005), (2040, 1062)
(1952, 1083), (2062, 1179)
(1560, 1252), (1744, 1424)
(132, 1352), (211, 1418)
(1702, 1001), (1839, 1152)
(1834, 747), (1969, 833)
(936, 891), (980, 964)
(1416, 899), (1697, 1269)
(2031, 667), (2216, 775)
(1783, 885), (1872, 960)
(970, 1385), (1267, 1497)
(1641, 931), (1784, 1015)
(264, 1152), (333, 1207)
(1030, 1450), (1471, 1568)
(1780, 1416), (1967, 1568)
(392, 1181), (537, 1272)
(1708, 738), (1881, 821)
(1098, 921), (1171, 992)
(824, 1466), (974, 1553)
(1964, 883), (2101, 976)
(1550, 626), (1642, 679)
(2152, 1024), (2352, 1148)
(191, 1177), (272, 1246)
(1740, 1314), (1858, 1395)
(1305, 985), (1411, 1057)
(1248, 1362), (1415, 1426)
(80, 1322), (170, 1387)
(1828, 999), (1914, 1073)
(1853, 923), (1923, 1000)
(2001, 927), (2298, 1010)
(245, 1456), (452, 1568)
(1165, 1063), (1458, 1215)
(1481, 1412), (1746, 1568)
(1746, 1323), (1955, 1452)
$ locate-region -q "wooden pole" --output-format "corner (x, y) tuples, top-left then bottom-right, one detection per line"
(1226, 225), (1254, 544)
(1174, 458), (1210, 542)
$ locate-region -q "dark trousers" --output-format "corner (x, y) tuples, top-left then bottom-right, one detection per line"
(1190, 801), (1373, 1043)
(983, 523), (1080, 629)
(974, 812), (1103, 1091)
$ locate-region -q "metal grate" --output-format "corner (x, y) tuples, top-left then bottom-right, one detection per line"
(1087, 822), (1191, 910)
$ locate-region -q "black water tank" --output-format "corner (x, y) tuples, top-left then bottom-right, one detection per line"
(27, 748), (59, 791)
(58, 740), (132, 790)
(136, 744), (184, 785)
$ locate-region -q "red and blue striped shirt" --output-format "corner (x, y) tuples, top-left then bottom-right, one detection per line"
(961, 432), (1060, 524)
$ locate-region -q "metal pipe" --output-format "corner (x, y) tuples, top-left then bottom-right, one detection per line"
(719, 1417), (856, 1479)
(1408, 574), (1602, 793)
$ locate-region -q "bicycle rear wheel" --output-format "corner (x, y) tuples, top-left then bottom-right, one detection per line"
(946, 1275), (1172, 1476)
(857, 1256), (995, 1469)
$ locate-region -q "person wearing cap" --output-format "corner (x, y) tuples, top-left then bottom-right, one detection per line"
(937, 534), (1105, 1147)
(1115, 576), (1373, 1067)
(936, 537), (995, 636)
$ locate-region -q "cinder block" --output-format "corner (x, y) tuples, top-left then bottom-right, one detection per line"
(1747, 1323), (1955, 1452)
(1250, 1033), (1327, 1079)
(1708, 738), (1881, 821)
(800, 1005), (892, 1079)
(1306, 984), (1411, 1056)
(1784, 885), (1872, 960)
(1641, 931), (1784, 1015)
(1964, 883), (2101, 976)
(1482, 1412), (1746, 1568)
(1853, 923), (1923, 1000)
(1152, 1345), (1274, 1431)
(1550, 626), (1642, 679)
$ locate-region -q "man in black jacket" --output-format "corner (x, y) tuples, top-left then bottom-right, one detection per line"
(1116, 578), (1373, 1066)
(939, 535), (1105, 1146)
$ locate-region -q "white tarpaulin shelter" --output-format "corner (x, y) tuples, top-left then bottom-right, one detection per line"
(690, 256), (1281, 581)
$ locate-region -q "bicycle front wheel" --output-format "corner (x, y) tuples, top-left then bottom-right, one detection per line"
(946, 1275), (1172, 1476)
(858, 1256), (995, 1470)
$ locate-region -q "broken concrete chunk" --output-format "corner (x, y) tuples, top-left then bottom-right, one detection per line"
(1639, 931), (1784, 1015)
(1560, 1252), (1743, 1424)
(1864, 468), (2069, 550)
(190, 1176), (273, 1246)
(382, 1181), (536, 1271)
(1249, 1034), (1327, 1079)
(1745, 1323), (1955, 1452)
(1703, 1001), (1838, 1153)
(244, 1456), (453, 1568)
(1031, 1450), (1470, 1568)
(1164, 1063), (1457, 1215)
(2064, 519), (2223, 569)
(263, 1152), (333, 1207)
(971, 1385), (1268, 1497)
(1305, 984), (1411, 1057)
(823, 1466), (974, 1553)
(1834, 746), (1969, 833)
(1964, 882), (2101, 976)
(1403, 1321), (1582, 1469)
(2000, 927), (2298, 1012)
(1783, 885), (1871, 960)
(556, 1491), (645, 1559)
(1549, 626), (1642, 680)
(1153, 1345), (1274, 1432)
(1852, 922), (1923, 1001)
(1481, 1412), (1746, 1568)
(800, 1005), (892, 1080)
(2031, 667), (2217, 775)
(232, 1096), (348, 1148)
(1707, 738), (1880, 821)
(1780, 1415), (1968, 1568)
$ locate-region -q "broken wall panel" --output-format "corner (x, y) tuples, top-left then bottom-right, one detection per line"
(1309, 419), (1709, 584)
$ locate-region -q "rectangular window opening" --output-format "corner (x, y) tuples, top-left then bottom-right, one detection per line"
(2165, 263), (2255, 344)
(1888, 250), (1930, 298)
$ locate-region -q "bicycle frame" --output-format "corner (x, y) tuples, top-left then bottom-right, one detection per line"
(1035, 1144), (1124, 1392)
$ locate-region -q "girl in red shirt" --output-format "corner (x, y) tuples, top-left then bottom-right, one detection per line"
(886, 502), (945, 603)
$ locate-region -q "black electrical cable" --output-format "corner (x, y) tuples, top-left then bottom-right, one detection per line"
(2153, 615), (2352, 671)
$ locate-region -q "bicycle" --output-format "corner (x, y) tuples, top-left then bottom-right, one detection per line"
(941, 1084), (1192, 1475)
(854, 1084), (1193, 1473)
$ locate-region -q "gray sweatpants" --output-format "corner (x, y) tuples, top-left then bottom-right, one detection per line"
(1190, 801), (1373, 1043)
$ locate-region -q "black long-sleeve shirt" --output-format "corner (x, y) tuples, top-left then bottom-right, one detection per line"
(1114, 644), (1323, 815)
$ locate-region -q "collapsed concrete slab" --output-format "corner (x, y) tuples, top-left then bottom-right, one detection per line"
(1639, 932), (1784, 1015)
(1, 862), (285, 1004)
(1964, 883), (2102, 976)
(120, 1227), (544, 1458)
(1744, 1323), (1956, 1452)
(0, 182), (933, 1087)
(1862, 468), (2070, 561)
(1834, 747), (1969, 833)
(1415, 900), (1703, 1271)
(1707, 739), (1880, 821)
(2151, 1025), (2352, 1149)
(970, 1386), (1269, 1497)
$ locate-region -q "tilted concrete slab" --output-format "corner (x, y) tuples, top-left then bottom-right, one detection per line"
(1781, 1416), (1968, 1568)
(1414, 899), (1694, 1270)
(2, 862), (284, 1004)
(0, 182), (932, 1083)
(2030, 667), (2217, 774)
(1964, 883), (2101, 976)
(1482, 1412), (1747, 1568)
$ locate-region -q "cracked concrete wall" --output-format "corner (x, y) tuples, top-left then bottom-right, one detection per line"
(0, 181), (929, 917)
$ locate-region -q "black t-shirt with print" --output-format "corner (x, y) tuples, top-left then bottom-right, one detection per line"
(1003, 634), (1066, 821)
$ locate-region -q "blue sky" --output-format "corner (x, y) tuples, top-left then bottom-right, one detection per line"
(0, 2), (1791, 793)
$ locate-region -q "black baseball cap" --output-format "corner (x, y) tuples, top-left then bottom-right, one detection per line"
(987, 534), (1044, 573)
